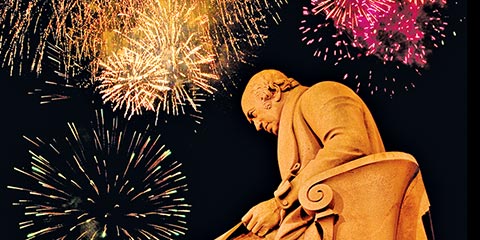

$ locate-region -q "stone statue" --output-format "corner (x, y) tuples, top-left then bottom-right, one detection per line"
(216, 69), (432, 240)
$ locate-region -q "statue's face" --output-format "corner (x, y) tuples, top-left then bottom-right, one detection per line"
(241, 86), (283, 136)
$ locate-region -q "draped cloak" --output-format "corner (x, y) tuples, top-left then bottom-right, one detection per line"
(271, 81), (429, 239)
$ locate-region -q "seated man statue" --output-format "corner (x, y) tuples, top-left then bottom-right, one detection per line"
(216, 69), (431, 240)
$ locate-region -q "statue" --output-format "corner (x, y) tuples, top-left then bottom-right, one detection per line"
(216, 69), (432, 240)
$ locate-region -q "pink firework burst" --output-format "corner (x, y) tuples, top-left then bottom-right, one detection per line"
(301, 0), (449, 96)
(352, 0), (447, 68)
(300, 4), (363, 65)
(405, 0), (446, 6)
(309, 0), (395, 29)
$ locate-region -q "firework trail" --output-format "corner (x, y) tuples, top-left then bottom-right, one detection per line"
(299, 11), (359, 64)
(0, 0), (146, 106)
(204, 0), (288, 92)
(300, 0), (448, 96)
(96, 0), (219, 120)
(0, 0), (139, 77)
(8, 109), (191, 239)
(308, 0), (395, 29)
(351, 0), (448, 68)
(1, 0), (45, 76)
(299, 0), (395, 64)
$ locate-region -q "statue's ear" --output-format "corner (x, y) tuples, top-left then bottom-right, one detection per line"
(273, 86), (282, 102)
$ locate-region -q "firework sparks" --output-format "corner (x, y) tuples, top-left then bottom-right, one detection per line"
(300, 0), (448, 96)
(96, 0), (219, 120)
(300, 8), (360, 64)
(0, 0), (140, 77)
(0, 0), (146, 107)
(8, 109), (191, 239)
(352, 1), (448, 67)
(205, 0), (288, 92)
(0, 0), (45, 76)
(307, 0), (395, 29)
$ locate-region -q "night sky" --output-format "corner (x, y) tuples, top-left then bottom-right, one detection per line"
(1, 1), (468, 239)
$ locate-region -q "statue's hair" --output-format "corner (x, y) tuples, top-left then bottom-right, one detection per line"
(247, 69), (300, 93)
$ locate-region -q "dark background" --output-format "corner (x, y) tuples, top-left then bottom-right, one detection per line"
(2, 1), (468, 239)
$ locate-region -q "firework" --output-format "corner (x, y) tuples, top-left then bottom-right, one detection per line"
(204, 0), (288, 91)
(0, 0), (146, 106)
(307, 0), (395, 29)
(346, 0), (448, 96)
(8, 109), (191, 239)
(1, 0), (45, 76)
(299, 0), (393, 65)
(351, 1), (448, 67)
(0, 0), (138, 77)
(300, 7), (360, 64)
(96, 0), (219, 120)
(300, 0), (448, 96)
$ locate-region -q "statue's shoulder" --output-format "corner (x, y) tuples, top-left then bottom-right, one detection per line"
(311, 81), (350, 91)
(303, 81), (354, 99)
(299, 81), (360, 111)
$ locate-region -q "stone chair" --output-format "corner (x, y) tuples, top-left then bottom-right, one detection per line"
(298, 151), (432, 240)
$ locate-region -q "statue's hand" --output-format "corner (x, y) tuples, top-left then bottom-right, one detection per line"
(241, 198), (281, 237)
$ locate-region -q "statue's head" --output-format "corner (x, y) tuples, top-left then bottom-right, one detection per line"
(241, 69), (300, 136)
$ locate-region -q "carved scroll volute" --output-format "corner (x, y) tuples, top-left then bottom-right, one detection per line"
(300, 183), (334, 216)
